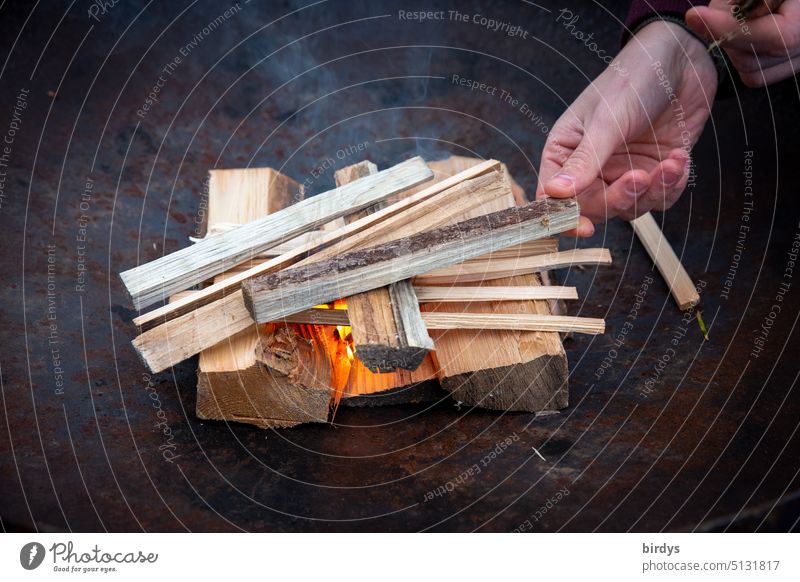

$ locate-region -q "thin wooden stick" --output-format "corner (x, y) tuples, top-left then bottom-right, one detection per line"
(415, 248), (612, 285)
(631, 212), (699, 310)
(413, 285), (578, 302)
(120, 157), (433, 310)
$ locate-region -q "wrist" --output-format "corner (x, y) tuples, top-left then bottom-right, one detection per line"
(635, 19), (717, 86)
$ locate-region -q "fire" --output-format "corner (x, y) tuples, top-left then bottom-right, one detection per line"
(318, 299), (356, 363)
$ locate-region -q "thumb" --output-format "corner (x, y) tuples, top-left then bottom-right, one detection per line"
(544, 124), (618, 198)
(686, 6), (740, 42)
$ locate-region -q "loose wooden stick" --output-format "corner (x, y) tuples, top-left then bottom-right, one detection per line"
(279, 310), (604, 334)
(242, 198), (580, 324)
(631, 212), (699, 310)
(415, 248), (612, 285)
(132, 159), (503, 332)
(120, 157), (433, 310)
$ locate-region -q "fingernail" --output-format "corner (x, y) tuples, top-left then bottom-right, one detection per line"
(549, 173), (575, 190)
(663, 171), (682, 188)
(625, 180), (642, 198)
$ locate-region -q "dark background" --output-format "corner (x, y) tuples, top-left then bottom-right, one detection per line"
(1, 0), (798, 532)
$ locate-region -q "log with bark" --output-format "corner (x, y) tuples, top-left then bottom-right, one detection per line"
(241, 198), (581, 324)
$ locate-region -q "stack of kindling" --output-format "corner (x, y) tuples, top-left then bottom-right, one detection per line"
(121, 156), (611, 428)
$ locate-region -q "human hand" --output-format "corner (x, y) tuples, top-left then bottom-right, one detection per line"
(686, 0), (800, 87)
(536, 21), (717, 236)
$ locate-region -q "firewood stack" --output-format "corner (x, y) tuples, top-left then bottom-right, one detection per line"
(122, 156), (611, 428)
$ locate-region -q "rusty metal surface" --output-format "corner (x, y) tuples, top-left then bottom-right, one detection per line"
(1, 0), (798, 532)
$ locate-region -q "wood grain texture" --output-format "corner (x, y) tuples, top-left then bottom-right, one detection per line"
(132, 165), (514, 373)
(631, 212), (699, 310)
(426, 273), (572, 412)
(133, 159), (501, 331)
(121, 156), (433, 309)
(196, 324), (333, 428)
(242, 198), (580, 323)
(397, 155), (528, 206)
(334, 161), (434, 373)
(193, 167), (333, 429)
(415, 248), (612, 285)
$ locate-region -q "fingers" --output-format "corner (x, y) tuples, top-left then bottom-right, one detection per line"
(736, 53), (800, 86)
(543, 115), (623, 199)
(687, 1), (800, 54)
(575, 169), (651, 224)
(641, 150), (690, 209)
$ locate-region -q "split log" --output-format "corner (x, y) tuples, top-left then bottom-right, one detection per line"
(334, 162), (434, 373)
(631, 212), (699, 310)
(424, 274), (572, 411)
(241, 198), (581, 324)
(120, 157), (433, 309)
(193, 168), (333, 428)
(197, 324), (333, 428)
(133, 163), (509, 373)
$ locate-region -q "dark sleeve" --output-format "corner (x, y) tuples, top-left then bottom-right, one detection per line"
(624, 0), (711, 41)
